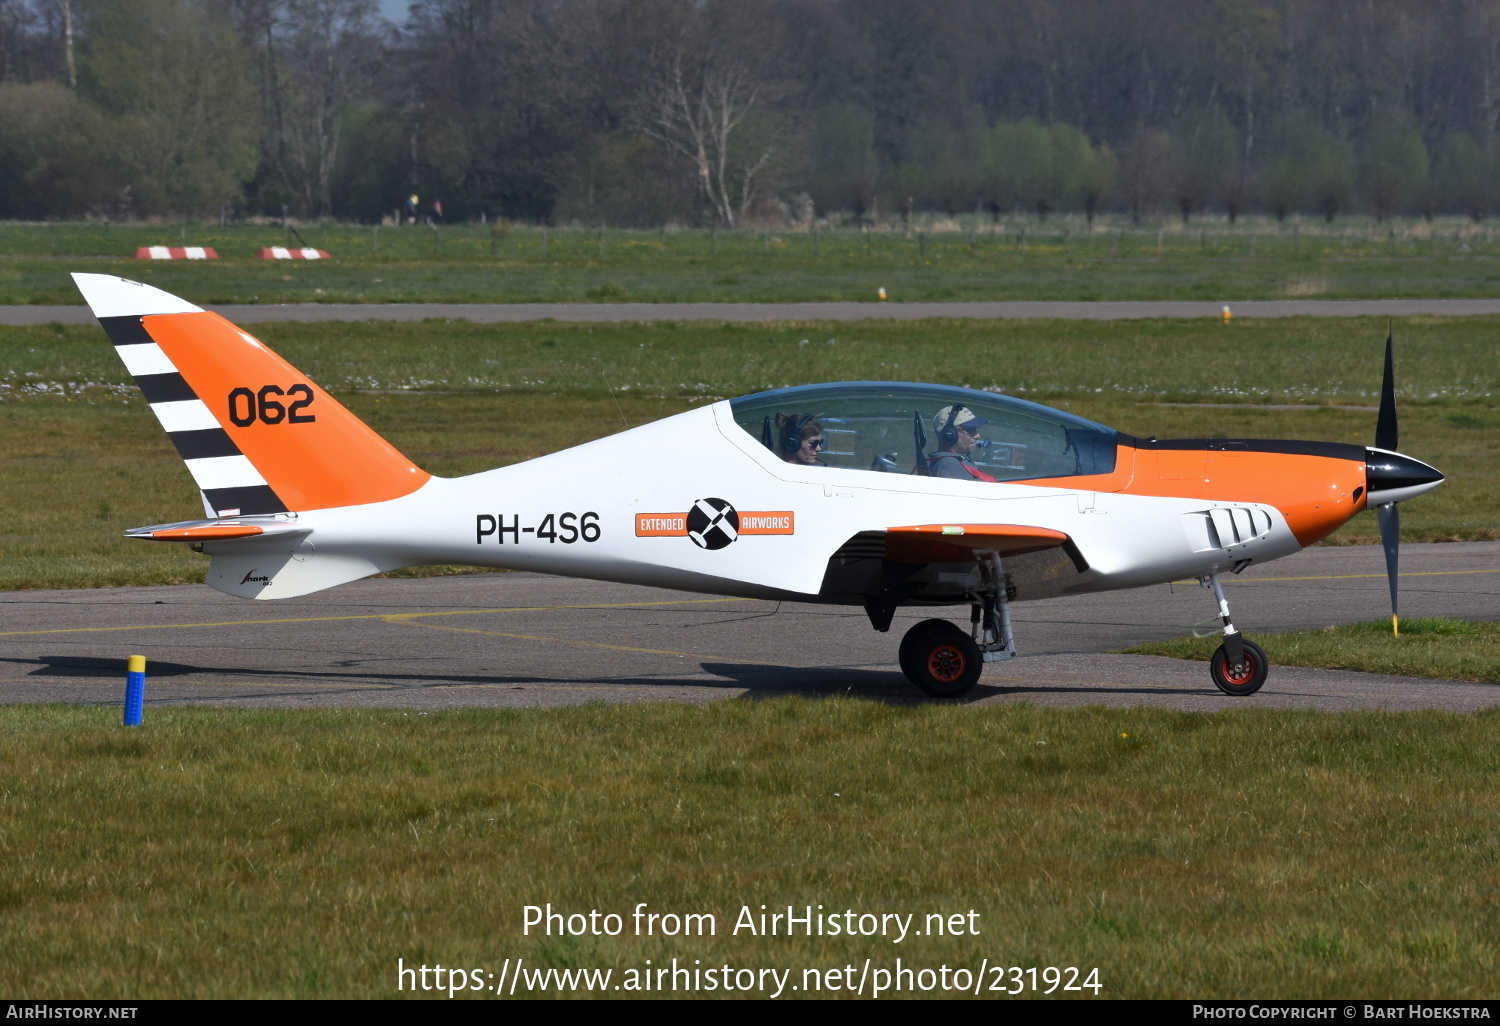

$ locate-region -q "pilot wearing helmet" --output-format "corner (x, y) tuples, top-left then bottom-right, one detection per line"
(929, 403), (997, 482)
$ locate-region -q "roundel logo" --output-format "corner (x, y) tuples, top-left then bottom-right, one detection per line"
(686, 497), (739, 550)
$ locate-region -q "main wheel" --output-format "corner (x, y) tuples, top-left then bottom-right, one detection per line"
(1209, 637), (1268, 696)
(898, 618), (954, 681)
(905, 623), (983, 698)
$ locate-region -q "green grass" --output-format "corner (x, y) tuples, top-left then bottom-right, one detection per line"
(1, 700), (1496, 998)
(8, 217), (1500, 304)
(1, 315), (1494, 589)
(1126, 618), (1500, 684)
(6, 310), (1498, 403)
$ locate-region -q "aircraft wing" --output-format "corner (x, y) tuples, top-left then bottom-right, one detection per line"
(882, 523), (1087, 570)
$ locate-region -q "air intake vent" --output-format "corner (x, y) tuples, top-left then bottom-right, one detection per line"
(830, 531), (887, 561)
(1183, 507), (1273, 552)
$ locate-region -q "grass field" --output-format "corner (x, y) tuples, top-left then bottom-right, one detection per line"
(1, 314), (1494, 590)
(1, 700), (1495, 999)
(4, 272), (1497, 1002)
(1128, 618), (1500, 684)
(7, 217), (1500, 304)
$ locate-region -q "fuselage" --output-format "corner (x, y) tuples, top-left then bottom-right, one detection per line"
(72, 276), (1440, 615)
(199, 395), (1395, 604)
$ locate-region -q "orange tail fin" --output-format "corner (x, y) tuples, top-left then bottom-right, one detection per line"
(73, 274), (429, 516)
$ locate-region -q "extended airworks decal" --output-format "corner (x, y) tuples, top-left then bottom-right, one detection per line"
(636, 498), (794, 550)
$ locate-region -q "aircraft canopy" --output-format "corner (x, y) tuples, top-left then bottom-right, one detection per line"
(729, 381), (1119, 481)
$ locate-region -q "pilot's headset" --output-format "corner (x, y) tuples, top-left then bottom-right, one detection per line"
(937, 403), (968, 446)
(781, 413), (817, 454)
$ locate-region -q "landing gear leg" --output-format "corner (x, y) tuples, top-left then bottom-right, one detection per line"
(972, 550), (1017, 664)
(1201, 573), (1268, 696)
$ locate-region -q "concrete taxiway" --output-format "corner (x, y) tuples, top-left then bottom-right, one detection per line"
(1, 541), (1495, 712)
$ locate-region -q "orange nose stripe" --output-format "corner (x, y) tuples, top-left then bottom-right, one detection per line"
(1020, 444), (1366, 547)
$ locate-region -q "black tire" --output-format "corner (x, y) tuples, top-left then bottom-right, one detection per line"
(1209, 637), (1269, 696)
(898, 618), (953, 681)
(906, 623), (983, 698)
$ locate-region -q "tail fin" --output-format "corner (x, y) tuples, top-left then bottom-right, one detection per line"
(73, 274), (429, 516)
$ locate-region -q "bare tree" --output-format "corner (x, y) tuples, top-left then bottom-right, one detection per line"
(50, 0), (72, 87)
(1116, 125), (1173, 223)
(270, 0), (380, 216)
(636, 6), (795, 228)
(639, 50), (771, 227)
(0, 0), (41, 83)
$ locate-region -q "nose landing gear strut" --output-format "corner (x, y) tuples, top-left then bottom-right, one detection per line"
(1200, 572), (1268, 696)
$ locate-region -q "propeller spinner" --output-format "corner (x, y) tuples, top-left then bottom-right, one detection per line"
(1368, 327), (1445, 636)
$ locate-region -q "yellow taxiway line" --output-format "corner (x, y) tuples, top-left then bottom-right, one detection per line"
(0, 596), (754, 638)
(1, 568), (1493, 640)
(384, 614), (762, 664)
(1197, 568), (1500, 584)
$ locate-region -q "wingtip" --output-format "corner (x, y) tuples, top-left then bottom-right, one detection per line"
(71, 273), (203, 319)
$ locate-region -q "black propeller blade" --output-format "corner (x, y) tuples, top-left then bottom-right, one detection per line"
(1377, 501), (1400, 637)
(1376, 323), (1398, 452)
(1376, 324), (1400, 635)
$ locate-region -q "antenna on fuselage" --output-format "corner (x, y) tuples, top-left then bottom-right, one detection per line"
(595, 360), (629, 429)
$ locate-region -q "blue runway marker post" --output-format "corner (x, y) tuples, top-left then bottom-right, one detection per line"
(124, 654), (146, 726)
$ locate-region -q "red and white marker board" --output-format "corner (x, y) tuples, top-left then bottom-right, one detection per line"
(257, 247), (331, 260)
(134, 247), (219, 260)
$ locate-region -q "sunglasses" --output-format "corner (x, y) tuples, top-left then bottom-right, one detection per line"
(804, 437), (824, 449)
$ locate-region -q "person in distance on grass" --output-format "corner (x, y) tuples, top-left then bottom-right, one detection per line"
(776, 412), (824, 465)
(928, 404), (997, 481)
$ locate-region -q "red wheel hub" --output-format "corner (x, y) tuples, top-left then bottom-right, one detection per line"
(1223, 652), (1258, 685)
(927, 644), (967, 683)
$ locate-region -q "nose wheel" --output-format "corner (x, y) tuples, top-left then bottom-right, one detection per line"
(1210, 637), (1268, 696)
(1201, 572), (1268, 696)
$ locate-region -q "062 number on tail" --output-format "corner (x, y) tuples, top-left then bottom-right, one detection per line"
(228, 385), (317, 426)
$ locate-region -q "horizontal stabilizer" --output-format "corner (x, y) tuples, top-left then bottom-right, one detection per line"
(125, 516), (310, 543)
(124, 515), (405, 598)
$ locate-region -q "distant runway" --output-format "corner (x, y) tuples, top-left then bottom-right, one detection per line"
(2, 542), (1496, 712)
(9, 298), (1500, 325)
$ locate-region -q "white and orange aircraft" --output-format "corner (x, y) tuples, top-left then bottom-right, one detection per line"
(74, 273), (1444, 698)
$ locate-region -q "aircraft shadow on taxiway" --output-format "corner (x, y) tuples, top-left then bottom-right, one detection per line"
(702, 660), (1224, 701)
(7, 653), (1076, 704)
(15, 654), (1236, 703)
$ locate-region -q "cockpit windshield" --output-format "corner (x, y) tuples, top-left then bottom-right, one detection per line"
(729, 382), (1118, 481)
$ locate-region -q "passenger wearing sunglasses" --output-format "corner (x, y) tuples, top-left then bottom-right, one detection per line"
(775, 412), (825, 465)
(928, 403), (997, 482)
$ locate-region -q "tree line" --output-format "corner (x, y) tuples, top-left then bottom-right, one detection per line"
(3, 0), (1500, 226)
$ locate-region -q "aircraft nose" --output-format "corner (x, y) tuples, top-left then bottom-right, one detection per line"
(1365, 448), (1445, 506)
